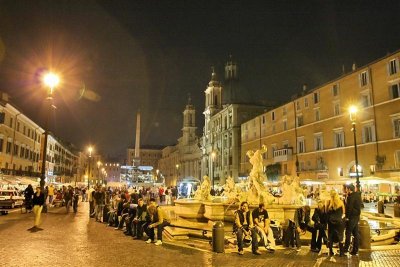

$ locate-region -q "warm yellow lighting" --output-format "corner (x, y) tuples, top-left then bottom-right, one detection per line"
(211, 151), (216, 159)
(88, 146), (93, 157)
(349, 105), (358, 122)
(97, 161), (102, 167)
(43, 72), (60, 90)
(176, 164), (179, 169)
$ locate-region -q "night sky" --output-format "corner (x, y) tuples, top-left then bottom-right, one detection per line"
(1, 0), (400, 160)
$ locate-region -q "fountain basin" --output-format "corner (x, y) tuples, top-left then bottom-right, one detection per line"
(175, 198), (316, 223)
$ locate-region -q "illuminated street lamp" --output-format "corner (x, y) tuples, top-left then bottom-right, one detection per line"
(87, 146), (93, 189)
(349, 105), (360, 191)
(211, 151), (217, 192)
(40, 72), (59, 212)
(97, 161), (102, 184)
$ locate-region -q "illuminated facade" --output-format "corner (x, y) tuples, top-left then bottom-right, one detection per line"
(241, 51), (400, 183)
(158, 98), (202, 186)
(0, 94), (44, 177)
(201, 60), (266, 184)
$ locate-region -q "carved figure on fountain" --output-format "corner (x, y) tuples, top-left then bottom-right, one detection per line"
(194, 175), (212, 201)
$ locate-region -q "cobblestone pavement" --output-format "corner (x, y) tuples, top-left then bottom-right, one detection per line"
(1, 203), (400, 267)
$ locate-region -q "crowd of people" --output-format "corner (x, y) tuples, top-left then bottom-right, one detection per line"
(24, 182), (365, 255)
(233, 184), (362, 256)
(87, 186), (172, 245)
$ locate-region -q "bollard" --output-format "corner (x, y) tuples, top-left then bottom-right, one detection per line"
(212, 221), (225, 253)
(394, 203), (400, 218)
(359, 220), (371, 249)
(377, 200), (385, 214)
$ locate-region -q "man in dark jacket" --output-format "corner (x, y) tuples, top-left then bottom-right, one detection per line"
(344, 184), (361, 255)
(131, 198), (147, 239)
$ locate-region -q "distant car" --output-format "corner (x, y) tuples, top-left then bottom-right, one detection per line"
(0, 189), (24, 208)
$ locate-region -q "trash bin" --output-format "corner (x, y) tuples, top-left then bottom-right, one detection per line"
(212, 221), (225, 253)
(359, 220), (371, 249)
(394, 203), (400, 218)
(378, 200), (385, 214)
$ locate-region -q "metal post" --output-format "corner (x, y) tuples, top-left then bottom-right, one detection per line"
(352, 121), (360, 191)
(40, 91), (52, 213)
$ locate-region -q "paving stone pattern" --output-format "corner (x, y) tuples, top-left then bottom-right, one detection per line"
(1, 203), (400, 267)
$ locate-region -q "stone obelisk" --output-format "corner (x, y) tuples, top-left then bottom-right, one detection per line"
(133, 111), (141, 167)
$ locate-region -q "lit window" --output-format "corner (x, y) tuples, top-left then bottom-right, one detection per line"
(389, 83), (400, 99)
(388, 59), (398, 75)
(334, 130), (345, 147)
(315, 109), (320, 121)
(360, 71), (368, 87)
(314, 134), (323, 151)
(313, 92), (320, 104)
(392, 117), (400, 138)
(332, 84), (339, 97)
(334, 102), (341, 116)
(362, 124), (376, 143)
(297, 137), (305, 153)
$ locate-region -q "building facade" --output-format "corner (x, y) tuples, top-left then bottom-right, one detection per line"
(0, 94), (44, 177)
(127, 146), (162, 170)
(201, 61), (266, 185)
(158, 98), (202, 186)
(241, 51), (400, 183)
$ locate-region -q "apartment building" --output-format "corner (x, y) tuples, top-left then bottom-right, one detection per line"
(241, 51), (400, 183)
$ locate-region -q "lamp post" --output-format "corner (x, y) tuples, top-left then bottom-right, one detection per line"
(97, 161), (102, 184)
(211, 151), (216, 192)
(175, 164), (179, 185)
(101, 168), (105, 185)
(87, 146), (93, 189)
(349, 106), (360, 191)
(40, 72), (59, 191)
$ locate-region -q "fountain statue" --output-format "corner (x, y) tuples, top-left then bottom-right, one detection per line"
(280, 174), (306, 205)
(245, 145), (275, 205)
(222, 176), (240, 203)
(194, 175), (212, 201)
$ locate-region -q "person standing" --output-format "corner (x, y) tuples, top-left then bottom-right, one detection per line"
(48, 184), (55, 206)
(252, 203), (275, 252)
(327, 190), (346, 256)
(344, 184), (361, 256)
(311, 201), (328, 252)
(88, 187), (95, 217)
(32, 187), (45, 228)
(64, 186), (74, 213)
(24, 184), (35, 213)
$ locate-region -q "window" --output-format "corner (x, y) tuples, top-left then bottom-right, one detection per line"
(9, 117), (13, 128)
(304, 97), (309, 108)
(396, 150), (400, 168)
(389, 59), (398, 75)
(283, 120), (288, 131)
(315, 108), (320, 121)
(334, 102), (341, 116)
(361, 91), (371, 108)
(271, 144), (277, 158)
(332, 84), (339, 97)
(20, 147), (25, 158)
(392, 116), (400, 138)
(297, 137), (305, 153)
(0, 138), (3, 152)
(362, 124), (375, 143)
(296, 101), (301, 111)
(271, 111), (275, 121)
(314, 134), (323, 151)
(296, 115), (303, 127)
(313, 92), (320, 104)
(17, 122), (20, 131)
(360, 71), (368, 87)
(262, 116), (265, 124)
(334, 130), (345, 147)
(6, 141), (11, 154)
(282, 140), (289, 148)
(282, 107), (287, 116)
(389, 83), (400, 99)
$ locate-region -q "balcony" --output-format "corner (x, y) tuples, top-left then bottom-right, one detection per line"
(273, 148), (293, 163)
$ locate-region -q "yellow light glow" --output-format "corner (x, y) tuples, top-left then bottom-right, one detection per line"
(43, 72), (60, 88)
(211, 152), (216, 159)
(349, 105), (358, 115)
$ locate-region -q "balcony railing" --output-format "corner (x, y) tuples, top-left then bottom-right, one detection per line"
(273, 148), (293, 163)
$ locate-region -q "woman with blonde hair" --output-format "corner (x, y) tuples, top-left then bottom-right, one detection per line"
(326, 190), (346, 256)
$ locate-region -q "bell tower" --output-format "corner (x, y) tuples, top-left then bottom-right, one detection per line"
(203, 67), (222, 135)
(182, 95), (197, 145)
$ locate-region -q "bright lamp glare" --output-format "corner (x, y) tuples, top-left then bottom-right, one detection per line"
(349, 106), (358, 114)
(43, 72), (60, 88)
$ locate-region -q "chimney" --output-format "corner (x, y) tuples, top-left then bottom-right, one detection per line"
(352, 62), (356, 71)
(342, 64), (345, 74)
(302, 84), (307, 95)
